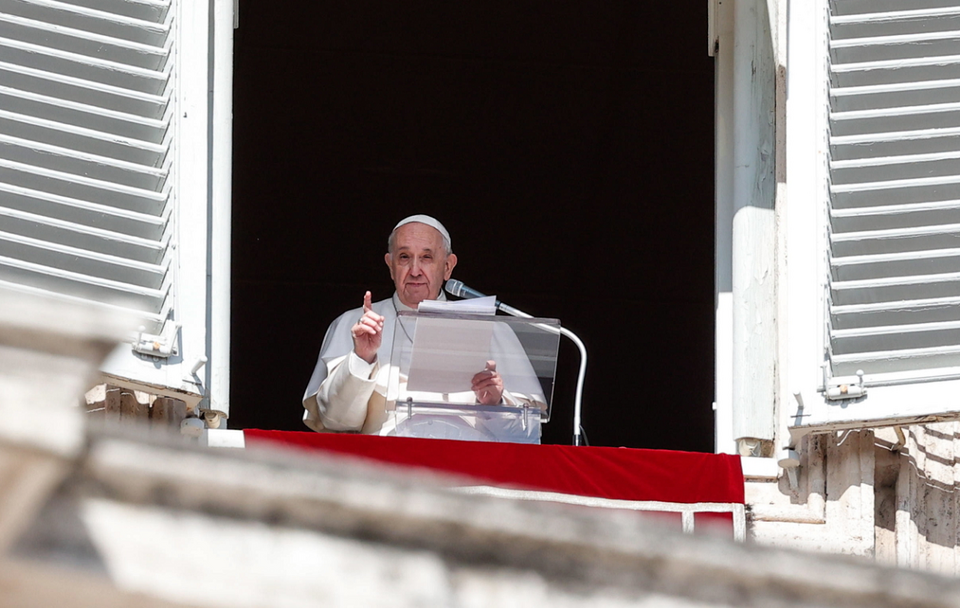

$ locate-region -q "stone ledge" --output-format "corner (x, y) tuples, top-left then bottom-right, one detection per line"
(9, 424), (960, 608)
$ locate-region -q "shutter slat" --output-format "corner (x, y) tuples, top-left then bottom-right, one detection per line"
(831, 223), (960, 259)
(831, 199), (960, 233)
(0, 277), (166, 324)
(5, 0), (172, 46)
(833, 101), (960, 120)
(832, 345), (960, 375)
(831, 174), (960, 193)
(0, 157), (166, 205)
(832, 29), (960, 47)
(835, 318), (960, 338)
(833, 1), (960, 16)
(826, 0), (960, 380)
(832, 150), (960, 169)
(831, 136), (960, 164)
(0, 204), (164, 256)
(57, 0), (171, 22)
(832, 7), (960, 23)
(833, 126), (960, 145)
(0, 133), (168, 189)
(835, 54), (960, 71)
(833, 271), (960, 306)
(0, 87), (169, 142)
(0, 62), (168, 118)
(831, 80), (960, 116)
(0, 229), (166, 289)
(832, 294), (960, 316)
(0, 254), (166, 305)
(0, 12), (170, 70)
(831, 103), (960, 137)
(831, 247), (960, 281)
(831, 159), (960, 187)
(0, 110), (166, 165)
(0, 35), (169, 94)
(0, 181), (165, 238)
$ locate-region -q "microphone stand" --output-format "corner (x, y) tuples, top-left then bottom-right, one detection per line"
(497, 302), (588, 447)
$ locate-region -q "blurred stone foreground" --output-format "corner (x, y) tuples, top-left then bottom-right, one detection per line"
(2, 289), (960, 608)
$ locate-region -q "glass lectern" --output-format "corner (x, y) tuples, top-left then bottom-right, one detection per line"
(386, 311), (560, 444)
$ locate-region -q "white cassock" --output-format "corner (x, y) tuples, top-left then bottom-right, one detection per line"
(302, 292), (546, 443)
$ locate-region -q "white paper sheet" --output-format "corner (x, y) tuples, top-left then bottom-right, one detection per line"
(417, 295), (497, 315)
(406, 316), (494, 393)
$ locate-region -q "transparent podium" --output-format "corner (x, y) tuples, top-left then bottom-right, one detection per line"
(386, 311), (560, 444)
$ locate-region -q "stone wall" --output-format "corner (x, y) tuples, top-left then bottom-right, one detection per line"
(84, 384), (188, 429)
(10, 424), (960, 608)
(749, 423), (960, 576)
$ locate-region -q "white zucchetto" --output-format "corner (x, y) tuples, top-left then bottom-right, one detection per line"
(392, 214), (451, 250)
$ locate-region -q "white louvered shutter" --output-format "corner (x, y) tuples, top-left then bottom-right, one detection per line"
(814, 0), (960, 422)
(0, 0), (226, 412)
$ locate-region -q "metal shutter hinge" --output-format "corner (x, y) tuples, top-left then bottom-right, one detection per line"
(133, 324), (180, 358)
(825, 369), (866, 401)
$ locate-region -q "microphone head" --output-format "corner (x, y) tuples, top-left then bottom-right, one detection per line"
(446, 279), (489, 299)
(445, 279), (464, 297)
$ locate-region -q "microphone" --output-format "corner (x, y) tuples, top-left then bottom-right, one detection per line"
(445, 279), (489, 300)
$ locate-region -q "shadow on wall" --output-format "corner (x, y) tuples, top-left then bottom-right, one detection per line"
(876, 423), (960, 555)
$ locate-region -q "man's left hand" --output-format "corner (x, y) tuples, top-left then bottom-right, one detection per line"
(472, 360), (503, 405)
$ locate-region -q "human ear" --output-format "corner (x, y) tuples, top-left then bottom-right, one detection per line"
(384, 253), (394, 279)
(443, 253), (458, 279)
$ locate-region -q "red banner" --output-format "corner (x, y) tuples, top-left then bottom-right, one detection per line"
(244, 430), (744, 505)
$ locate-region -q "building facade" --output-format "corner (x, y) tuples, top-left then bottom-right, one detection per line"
(715, 0), (960, 570)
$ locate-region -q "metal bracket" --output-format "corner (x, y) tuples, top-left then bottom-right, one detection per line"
(133, 323), (180, 358)
(824, 369), (866, 401)
(182, 356), (208, 385)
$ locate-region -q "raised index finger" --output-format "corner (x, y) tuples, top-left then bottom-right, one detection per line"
(363, 291), (373, 313)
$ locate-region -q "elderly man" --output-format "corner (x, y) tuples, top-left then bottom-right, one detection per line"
(303, 214), (527, 438)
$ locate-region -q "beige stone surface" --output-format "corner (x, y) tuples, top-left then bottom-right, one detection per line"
(749, 423), (960, 577)
(11, 425), (960, 608)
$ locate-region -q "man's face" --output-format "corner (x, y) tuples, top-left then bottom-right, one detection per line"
(385, 222), (458, 308)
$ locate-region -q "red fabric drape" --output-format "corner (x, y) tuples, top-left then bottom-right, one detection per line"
(244, 430), (744, 504)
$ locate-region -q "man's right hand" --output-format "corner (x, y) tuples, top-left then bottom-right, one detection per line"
(351, 291), (384, 364)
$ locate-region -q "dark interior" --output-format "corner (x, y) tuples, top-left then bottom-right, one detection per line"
(229, 1), (716, 451)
